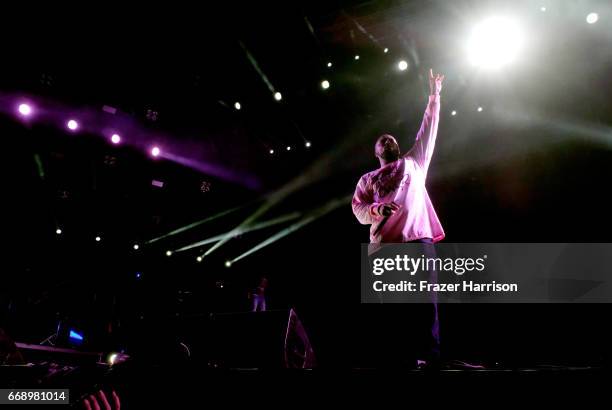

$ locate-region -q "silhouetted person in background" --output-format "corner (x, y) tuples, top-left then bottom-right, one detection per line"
(249, 276), (269, 312)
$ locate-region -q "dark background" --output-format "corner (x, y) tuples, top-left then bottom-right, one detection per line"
(3, 0), (612, 369)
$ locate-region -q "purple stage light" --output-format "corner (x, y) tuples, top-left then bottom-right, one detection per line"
(111, 134), (121, 144)
(18, 103), (32, 116)
(102, 105), (117, 114)
(151, 146), (161, 157)
(67, 119), (79, 131)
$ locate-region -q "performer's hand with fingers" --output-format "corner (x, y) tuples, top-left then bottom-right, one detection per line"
(377, 202), (401, 217)
(83, 390), (120, 410)
(429, 68), (444, 96)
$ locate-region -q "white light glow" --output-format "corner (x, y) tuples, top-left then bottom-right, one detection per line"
(586, 13), (598, 24)
(467, 17), (524, 69)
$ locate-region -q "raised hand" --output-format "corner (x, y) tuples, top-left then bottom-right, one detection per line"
(429, 68), (444, 96)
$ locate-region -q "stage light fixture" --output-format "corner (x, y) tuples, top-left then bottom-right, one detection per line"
(196, 256), (203, 262)
(234, 102), (241, 110)
(18, 103), (32, 116)
(384, 48), (389, 53)
(467, 17), (524, 69)
(451, 110), (457, 116)
(477, 106), (483, 112)
(67, 119), (79, 131)
(56, 228), (62, 235)
(286, 146), (291, 151)
(305, 141), (311, 148)
(398, 60), (408, 71)
(151, 146), (161, 157)
(133, 244), (139, 250)
(327, 62), (332, 67)
(95, 236), (101, 242)
(274, 92), (282, 101)
(69, 330), (84, 342)
(225, 260), (232, 268)
(321, 80), (330, 90)
(586, 13), (598, 24)
(111, 134), (121, 144)
(269, 149), (274, 154)
(354, 55), (360, 60)
(108, 353), (118, 365)
(166, 250), (172, 257)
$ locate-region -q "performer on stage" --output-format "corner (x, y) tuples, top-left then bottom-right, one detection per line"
(352, 69), (444, 367)
(249, 276), (269, 312)
(352, 68), (444, 244)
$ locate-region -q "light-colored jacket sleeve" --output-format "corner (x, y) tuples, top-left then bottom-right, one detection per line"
(405, 94), (440, 176)
(352, 176), (381, 225)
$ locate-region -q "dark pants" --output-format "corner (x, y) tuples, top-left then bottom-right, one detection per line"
(368, 238), (441, 365)
(406, 238), (440, 362)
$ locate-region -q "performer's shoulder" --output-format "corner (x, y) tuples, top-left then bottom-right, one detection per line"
(359, 169), (378, 183)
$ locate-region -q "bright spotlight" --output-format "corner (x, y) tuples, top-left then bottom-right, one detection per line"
(234, 102), (241, 110)
(354, 55), (360, 60)
(196, 256), (203, 262)
(467, 17), (524, 69)
(321, 80), (330, 90)
(286, 146), (291, 151)
(451, 110), (457, 116)
(274, 92), (282, 101)
(398, 60), (408, 71)
(166, 250), (172, 257)
(225, 260), (232, 268)
(151, 146), (161, 157)
(111, 134), (121, 144)
(67, 119), (79, 131)
(305, 141), (311, 148)
(133, 244), (139, 250)
(327, 62), (332, 67)
(586, 13), (598, 24)
(95, 236), (101, 242)
(477, 106), (484, 112)
(269, 149), (274, 154)
(56, 228), (62, 235)
(18, 103), (32, 116)
(108, 353), (118, 365)
(384, 48), (389, 53)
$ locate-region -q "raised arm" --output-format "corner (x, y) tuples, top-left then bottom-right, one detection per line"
(404, 69), (444, 176)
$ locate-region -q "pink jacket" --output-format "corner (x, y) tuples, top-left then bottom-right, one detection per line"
(352, 95), (444, 243)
